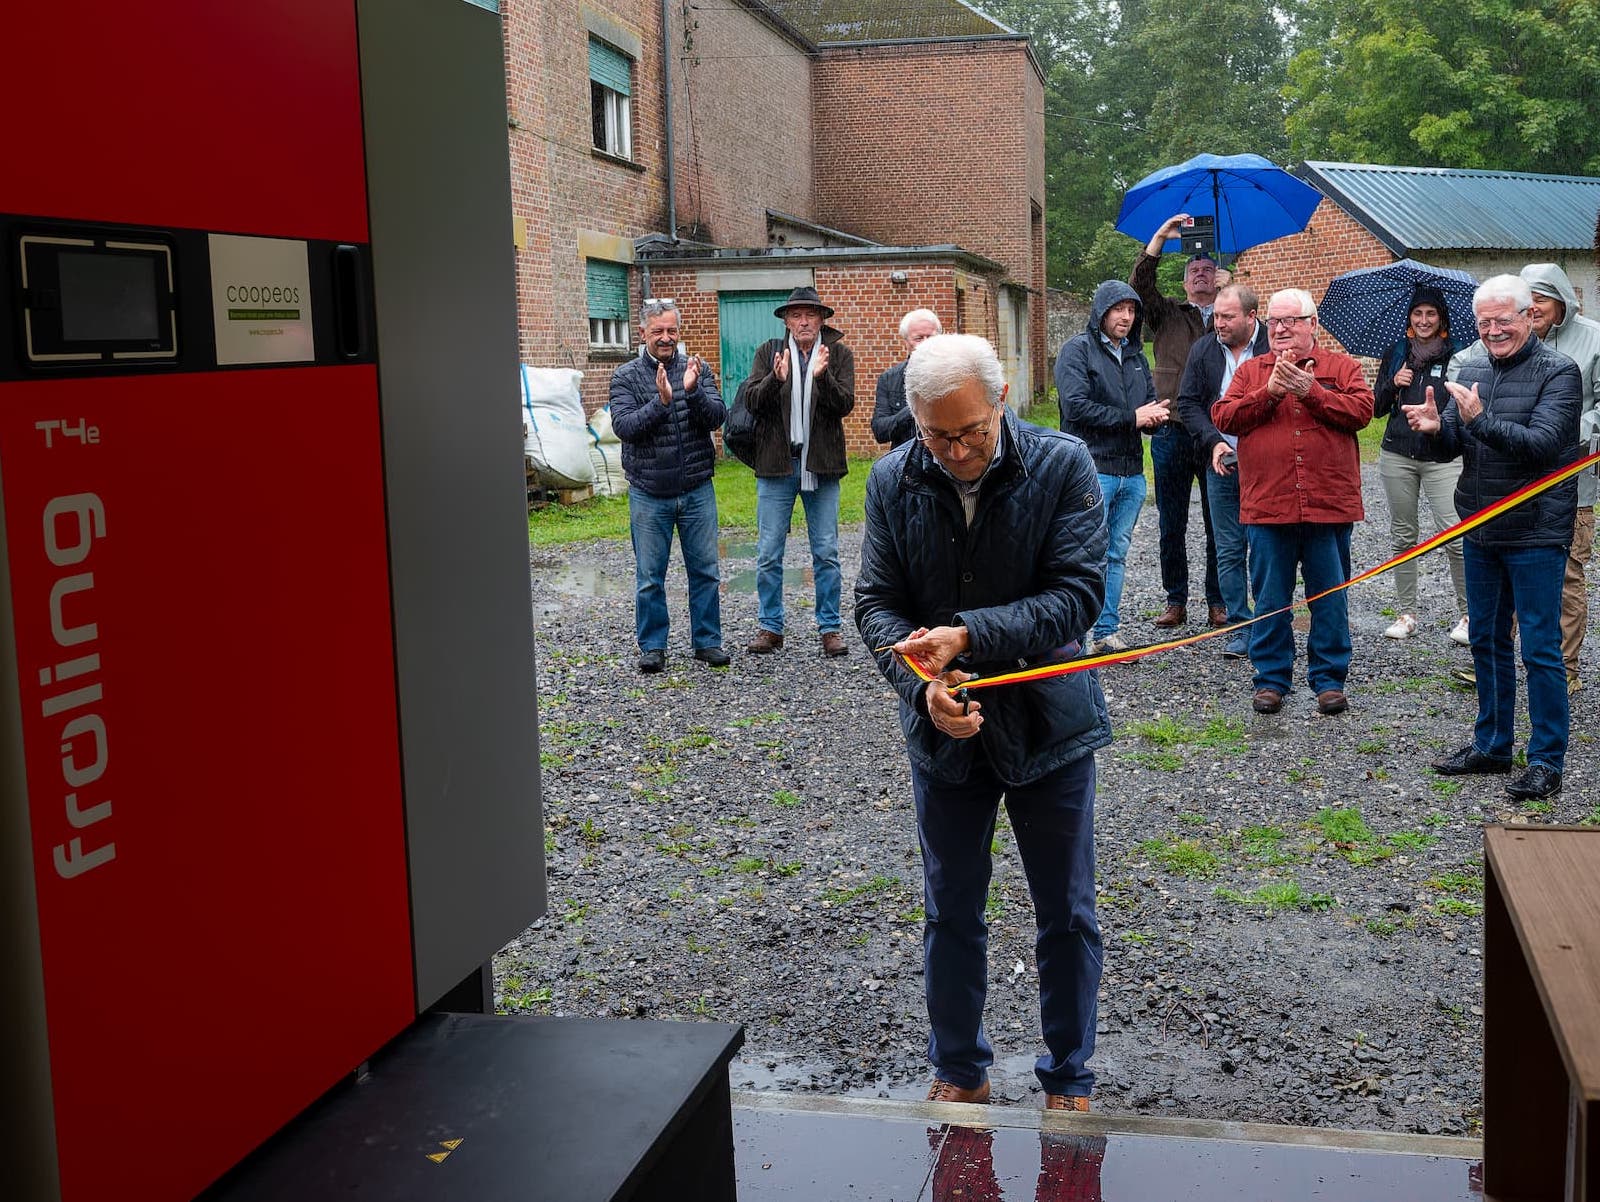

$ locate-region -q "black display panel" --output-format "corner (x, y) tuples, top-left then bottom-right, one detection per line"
(12, 230), (178, 363)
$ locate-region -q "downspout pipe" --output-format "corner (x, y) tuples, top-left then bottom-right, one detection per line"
(660, 0), (678, 243)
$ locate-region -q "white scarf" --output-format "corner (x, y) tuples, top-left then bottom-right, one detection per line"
(787, 335), (818, 491)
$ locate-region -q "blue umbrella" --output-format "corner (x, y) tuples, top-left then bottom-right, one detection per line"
(1115, 153), (1323, 255)
(1318, 259), (1480, 359)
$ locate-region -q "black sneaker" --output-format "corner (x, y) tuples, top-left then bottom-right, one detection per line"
(637, 648), (666, 673)
(693, 646), (731, 667)
(1505, 764), (1562, 800)
(1431, 744), (1512, 775)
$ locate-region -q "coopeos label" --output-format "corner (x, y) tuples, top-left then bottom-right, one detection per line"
(209, 234), (313, 362)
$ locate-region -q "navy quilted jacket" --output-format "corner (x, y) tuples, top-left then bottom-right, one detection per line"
(1435, 335), (1580, 548)
(609, 350), (726, 498)
(854, 413), (1112, 786)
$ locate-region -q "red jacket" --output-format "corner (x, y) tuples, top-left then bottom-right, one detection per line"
(1211, 349), (1373, 525)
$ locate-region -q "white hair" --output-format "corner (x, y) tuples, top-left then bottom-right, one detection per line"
(639, 297), (679, 327)
(905, 333), (1005, 408)
(1474, 274), (1533, 314)
(1269, 288), (1317, 319)
(898, 308), (942, 338)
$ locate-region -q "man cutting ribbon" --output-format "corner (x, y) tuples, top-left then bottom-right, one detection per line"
(854, 332), (1110, 1112)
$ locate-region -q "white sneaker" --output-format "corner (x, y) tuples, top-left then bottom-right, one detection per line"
(1450, 616), (1470, 646)
(1093, 632), (1130, 654)
(1383, 614), (1418, 639)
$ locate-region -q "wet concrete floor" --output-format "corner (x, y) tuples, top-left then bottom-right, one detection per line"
(733, 1094), (1481, 1202)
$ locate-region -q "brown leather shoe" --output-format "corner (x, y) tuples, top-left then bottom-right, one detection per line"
(1153, 603), (1186, 628)
(927, 1078), (990, 1105)
(1316, 688), (1348, 715)
(1208, 605), (1229, 628)
(1045, 1093), (1091, 1112)
(820, 631), (848, 657)
(1252, 688), (1283, 714)
(746, 629), (784, 654)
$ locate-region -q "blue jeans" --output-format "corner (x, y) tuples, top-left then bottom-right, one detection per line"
(912, 752), (1100, 1097)
(629, 480), (722, 651)
(755, 461), (842, 634)
(1246, 522), (1353, 695)
(1464, 541), (1568, 772)
(1093, 473), (1146, 641)
(1205, 462), (1252, 623)
(1150, 425), (1221, 608)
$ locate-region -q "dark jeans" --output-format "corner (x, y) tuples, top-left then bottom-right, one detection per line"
(1246, 522), (1353, 696)
(1150, 425), (1221, 609)
(912, 752), (1100, 1097)
(1464, 541), (1568, 772)
(1205, 461), (1251, 623)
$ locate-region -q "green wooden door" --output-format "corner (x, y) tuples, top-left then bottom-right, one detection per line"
(718, 290), (793, 401)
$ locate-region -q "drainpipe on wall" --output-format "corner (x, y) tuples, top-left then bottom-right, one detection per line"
(660, 0), (678, 244)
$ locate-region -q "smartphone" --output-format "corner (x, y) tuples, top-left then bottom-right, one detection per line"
(1220, 449), (1238, 467)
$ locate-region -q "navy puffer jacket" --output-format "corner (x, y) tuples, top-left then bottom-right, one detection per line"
(855, 413), (1112, 786)
(1436, 335), (1580, 548)
(1053, 280), (1156, 477)
(610, 349), (726, 498)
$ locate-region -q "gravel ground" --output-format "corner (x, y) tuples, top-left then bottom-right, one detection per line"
(497, 462), (1598, 1136)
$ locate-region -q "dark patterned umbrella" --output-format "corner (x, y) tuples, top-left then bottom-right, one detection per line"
(1319, 259), (1480, 358)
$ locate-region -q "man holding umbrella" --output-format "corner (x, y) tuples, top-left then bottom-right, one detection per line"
(1131, 214), (1226, 631)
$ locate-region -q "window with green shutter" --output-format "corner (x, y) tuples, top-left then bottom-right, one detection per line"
(589, 38), (633, 159)
(585, 259), (630, 350)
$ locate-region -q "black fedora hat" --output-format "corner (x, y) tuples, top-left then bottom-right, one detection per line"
(774, 285), (834, 319)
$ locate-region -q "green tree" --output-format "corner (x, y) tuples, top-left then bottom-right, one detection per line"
(1285, 0), (1600, 173)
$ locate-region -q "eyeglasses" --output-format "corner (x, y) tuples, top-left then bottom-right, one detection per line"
(1264, 315), (1313, 329)
(915, 416), (994, 452)
(1475, 314), (1526, 332)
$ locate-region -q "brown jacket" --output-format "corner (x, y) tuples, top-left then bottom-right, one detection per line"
(1129, 251), (1209, 416)
(743, 326), (856, 478)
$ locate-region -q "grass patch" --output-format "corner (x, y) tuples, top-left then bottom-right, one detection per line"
(1236, 824), (1303, 866)
(1427, 871), (1484, 895)
(1429, 778), (1464, 796)
(1355, 738), (1388, 755)
(528, 455), (875, 546)
(1138, 835), (1221, 878)
(822, 875), (901, 905)
(1435, 898), (1483, 917)
(1215, 882), (1336, 911)
(1315, 805), (1393, 866)
(1127, 750), (1184, 771)
(1386, 831), (1438, 852)
(771, 788), (802, 808)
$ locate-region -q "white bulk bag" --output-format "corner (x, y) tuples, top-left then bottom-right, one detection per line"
(586, 403), (628, 497)
(521, 365), (595, 489)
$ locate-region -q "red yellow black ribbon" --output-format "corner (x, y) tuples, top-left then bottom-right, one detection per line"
(888, 448), (1600, 691)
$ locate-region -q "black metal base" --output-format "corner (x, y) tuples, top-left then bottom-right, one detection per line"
(201, 1013), (744, 1201)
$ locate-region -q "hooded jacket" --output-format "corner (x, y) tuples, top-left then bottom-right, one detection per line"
(1450, 264), (1600, 505)
(855, 412), (1111, 787)
(1053, 280), (1157, 477)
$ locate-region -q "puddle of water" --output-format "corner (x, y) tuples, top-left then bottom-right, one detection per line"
(724, 566), (811, 594)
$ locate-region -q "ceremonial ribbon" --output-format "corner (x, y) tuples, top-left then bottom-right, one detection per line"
(888, 448), (1600, 691)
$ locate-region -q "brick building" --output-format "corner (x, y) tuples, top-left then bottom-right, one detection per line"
(503, 0), (1046, 454)
(1236, 162), (1600, 356)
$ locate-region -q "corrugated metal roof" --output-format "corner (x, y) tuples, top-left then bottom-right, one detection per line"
(1304, 161), (1600, 253)
(759, 0), (1014, 43)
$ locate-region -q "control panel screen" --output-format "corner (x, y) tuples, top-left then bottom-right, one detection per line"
(58, 251), (161, 343)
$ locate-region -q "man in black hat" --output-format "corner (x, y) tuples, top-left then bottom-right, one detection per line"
(1131, 213), (1226, 632)
(739, 285), (857, 656)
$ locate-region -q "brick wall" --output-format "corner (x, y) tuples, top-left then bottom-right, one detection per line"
(665, 3), (813, 247)
(644, 260), (1002, 457)
(504, 0), (669, 411)
(811, 41), (1036, 284)
(1233, 199), (1394, 355)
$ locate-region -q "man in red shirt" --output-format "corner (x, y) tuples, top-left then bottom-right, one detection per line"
(1212, 289), (1374, 716)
